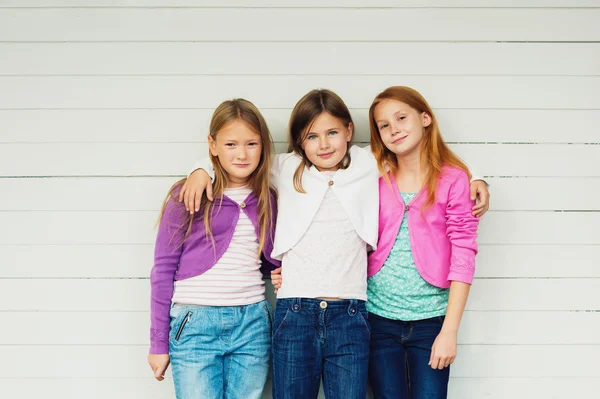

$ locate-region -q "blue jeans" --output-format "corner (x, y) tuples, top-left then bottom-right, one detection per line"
(272, 298), (370, 399)
(368, 313), (450, 399)
(169, 300), (272, 399)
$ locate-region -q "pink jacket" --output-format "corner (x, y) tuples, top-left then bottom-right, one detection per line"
(367, 166), (479, 287)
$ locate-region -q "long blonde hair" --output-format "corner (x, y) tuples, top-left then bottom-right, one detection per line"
(287, 89), (353, 193)
(369, 86), (471, 208)
(158, 99), (275, 256)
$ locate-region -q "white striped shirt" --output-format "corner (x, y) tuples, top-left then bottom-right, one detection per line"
(171, 187), (265, 306)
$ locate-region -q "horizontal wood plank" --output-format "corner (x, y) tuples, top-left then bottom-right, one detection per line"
(3, 1), (599, 8)
(2, 109), (600, 144)
(2, 177), (599, 211)
(0, 377), (597, 399)
(1, 344), (597, 378)
(2, 76), (599, 109)
(0, 278), (598, 311)
(0, 143), (597, 177)
(0, 211), (598, 245)
(0, 8), (598, 42)
(2, 42), (599, 76)
(1, 310), (597, 345)
(1, 243), (597, 278)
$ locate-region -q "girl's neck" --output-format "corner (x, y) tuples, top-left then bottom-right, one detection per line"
(225, 180), (249, 189)
(395, 150), (428, 191)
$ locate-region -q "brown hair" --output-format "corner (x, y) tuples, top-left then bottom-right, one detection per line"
(287, 89), (353, 193)
(369, 86), (471, 208)
(158, 99), (275, 256)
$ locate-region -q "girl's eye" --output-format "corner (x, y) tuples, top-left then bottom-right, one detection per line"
(379, 124), (389, 130)
(307, 135), (317, 140)
(248, 142), (259, 147)
(328, 131), (338, 136)
(398, 116), (405, 121)
(225, 143), (236, 147)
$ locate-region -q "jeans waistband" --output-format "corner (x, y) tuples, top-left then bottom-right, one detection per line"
(276, 297), (365, 314)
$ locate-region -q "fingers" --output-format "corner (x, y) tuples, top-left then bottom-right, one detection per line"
(154, 363), (167, 381)
(471, 197), (490, 217)
(271, 267), (282, 275)
(469, 182), (477, 201)
(179, 181), (188, 205)
(472, 202), (485, 218)
(206, 181), (214, 202)
(184, 185), (193, 215)
(193, 188), (201, 214)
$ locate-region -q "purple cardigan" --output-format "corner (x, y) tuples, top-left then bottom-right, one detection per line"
(149, 188), (279, 354)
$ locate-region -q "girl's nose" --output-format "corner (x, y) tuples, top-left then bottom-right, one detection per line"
(319, 137), (329, 149)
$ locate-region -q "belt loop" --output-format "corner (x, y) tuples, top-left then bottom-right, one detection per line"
(348, 299), (358, 316)
(292, 298), (301, 312)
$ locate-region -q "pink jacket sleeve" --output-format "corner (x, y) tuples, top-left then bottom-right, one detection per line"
(445, 171), (479, 284)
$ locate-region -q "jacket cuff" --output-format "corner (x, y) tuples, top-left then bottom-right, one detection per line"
(149, 329), (170, 355)
(448, 255), (475, 285)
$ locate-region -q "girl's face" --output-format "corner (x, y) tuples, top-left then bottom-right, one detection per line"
(300, 112), (353, 172)
(209, 120), (263, 188)
(374, 99), (431, 158)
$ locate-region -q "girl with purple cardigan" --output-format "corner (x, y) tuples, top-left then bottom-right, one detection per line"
(148, 99), (279, 399)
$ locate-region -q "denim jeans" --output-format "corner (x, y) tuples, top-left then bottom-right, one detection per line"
(272, 298), (370, 399)
(169, 300), (272, 399)
(368, 313), (450, 399)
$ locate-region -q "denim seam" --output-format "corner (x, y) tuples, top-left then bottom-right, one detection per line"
(401, 323), (413, 343)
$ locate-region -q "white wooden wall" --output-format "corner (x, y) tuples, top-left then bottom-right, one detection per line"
(0, 1), (599, 398)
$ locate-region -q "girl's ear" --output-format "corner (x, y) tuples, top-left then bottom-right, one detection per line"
(346, 122), (354, 142)
(208, 134), (218, 156)
(422, 113), (432, 128)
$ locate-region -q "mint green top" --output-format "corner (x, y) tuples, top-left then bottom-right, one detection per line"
(366, 192), (449, 321)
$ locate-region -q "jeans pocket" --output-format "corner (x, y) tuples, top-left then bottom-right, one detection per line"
(357, 310), (372, 337)
(272, 307), (291, 339)
(172, 311), (193, 343)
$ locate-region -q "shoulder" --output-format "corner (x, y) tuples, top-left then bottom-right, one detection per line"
(440, 165), (469, 185)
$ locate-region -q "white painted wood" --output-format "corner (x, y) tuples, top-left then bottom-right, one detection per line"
(3, 1), (600, 8)
(1, 244), (597, 278)
(0, 210), (598, 245)
(3, 76), (599, 109)
(0, 244), (155, 277)
(0, 377), (597, 399)
(0, 3), (597, 398)
(2, 177), (599, 211)
(0, 278), (597, 311)
(1, 143), (598, 177)
(1, 345), (598, 378)
(475, 245), (600, 278)
(1, 8), (598, 42)
(2, 310), (597, 345)
(448, 378), (600, 399)
(3, 42), (599, 76)
(2, 109), (600, 144)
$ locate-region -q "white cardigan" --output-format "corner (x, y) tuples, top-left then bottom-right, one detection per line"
(270, 145), (379, 259)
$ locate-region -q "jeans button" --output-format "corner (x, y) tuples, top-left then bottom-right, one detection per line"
(320, 301), (327, 309)
(350, 308), (356, 314)
(293, 304), (299, 310)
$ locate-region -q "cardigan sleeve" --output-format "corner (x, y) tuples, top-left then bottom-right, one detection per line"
(445, 171), (479, 284)
(149, 195), (186, 354)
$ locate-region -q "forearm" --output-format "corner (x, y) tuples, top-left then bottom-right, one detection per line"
(441, 281), (471, 333)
